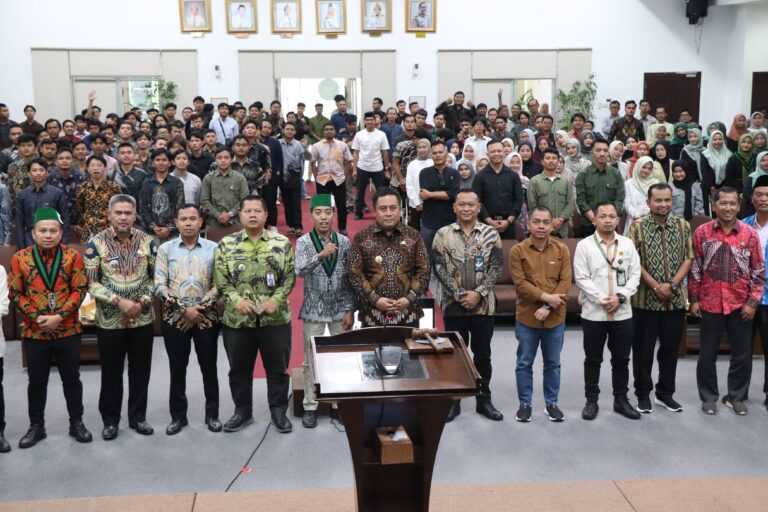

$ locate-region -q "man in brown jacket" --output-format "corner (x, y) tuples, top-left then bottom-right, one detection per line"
(509, 206), (572, 423)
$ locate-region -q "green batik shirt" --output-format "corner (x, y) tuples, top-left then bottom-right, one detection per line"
(627, 214), (693, 311)
(214, 229), (295, 328)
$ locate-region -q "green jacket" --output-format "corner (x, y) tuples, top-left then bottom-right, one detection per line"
(527, 173), (576, 237)
(574, 164), (625, 225)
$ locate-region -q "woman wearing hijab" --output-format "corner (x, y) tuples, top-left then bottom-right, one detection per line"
(681, 128), (704, 180)
(752, 130), (768, 154)
(504, 151), (530, 234)
(704, 121), (727, 145)
(727, 114), (750, 152)
(554, 130), (569, 156)
(405, 138), (434, 230)
(501, 138), (515, 158)
(651, 140), (673, 183)
(609, 140), (630, 180)
(623, 155), (659, 233)
(749, 111), (766, 132)
(518, 128), (536, 148)
(518, 141), (543, 180)
(579, 130), (595, 158)
(627, 140), (651, 178)
(456, 159), (476, 191)
(562, 138), (591, 183)
(723, 133), (756, 195)
(532, 135), (550, 163)
(669, 122), (688, 160)
(670, 160), (704, 220)
(740, 150), (768, 218)
(460, 141), (477, 167)
(701, 130), (731, 190)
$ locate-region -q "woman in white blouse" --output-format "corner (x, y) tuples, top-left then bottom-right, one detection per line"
(623, 156), (659, 234)
(405, 138), (434, 228)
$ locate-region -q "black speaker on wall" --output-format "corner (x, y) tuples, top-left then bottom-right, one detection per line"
(686, 0), (708, 24)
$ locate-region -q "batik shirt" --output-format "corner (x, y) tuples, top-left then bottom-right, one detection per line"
(432, 221), (503, 316)
(231, 148), (269, 195)
(138, 173), (185, 233)
(75, 180), (124, 243)
(6, 158), (30, 206)
(84, 227), (157, 329)
(155, 236), (219, 329)
(347, 222), (430, 326)
(9, 244), (87, 340)
(628, 214), (693, 311)
(295, 231), (356, 323)
(213, 229), (295, 328)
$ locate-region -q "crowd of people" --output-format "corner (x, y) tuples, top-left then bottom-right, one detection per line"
(0, 89), (766, 455)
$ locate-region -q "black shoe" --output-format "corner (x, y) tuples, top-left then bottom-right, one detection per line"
(271, 410), (293, 433)
(545, 403), (565, 422)
(476, 396), (503, 421)
(223, 413), (254, 432)
(655, 395), (683, 412)
(614, 397), (641, 420)
(102, 424), (119, 441)
(354, 213), (363, 220)
(446, 400), (461, 422)
(129, 420), (154, 435)
(582, 400), (599, 420)
(346, 205), (354, 213)
(69, 421), (93, 443)
(637, 396), (653, 414)
(329, 407), (343, 425)
(165, 418), (188, 436)
(515, 404), (532, 422)
(302, 410), (318, 429)
(205, 417), (223, 432)
(19, 424), (46, 449)
(0, 432), (11, 453)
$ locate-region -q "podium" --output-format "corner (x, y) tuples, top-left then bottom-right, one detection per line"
(311, 326), (480, 512)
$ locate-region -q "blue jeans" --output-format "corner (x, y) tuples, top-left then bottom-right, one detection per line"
(515, 321), (565, 405)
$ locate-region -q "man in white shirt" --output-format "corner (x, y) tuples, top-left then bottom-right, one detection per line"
(600, 101), (621, 137)
(574, 201), (641, 421)
(209, 103), (238, 146)
(351, 111), (390, 220)
(466, 118), (492, 158)
(186, 3), (207, 29)
(638, 99), (657, 137)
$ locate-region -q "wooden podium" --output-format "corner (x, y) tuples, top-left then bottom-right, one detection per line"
(311, 326), (480, 512)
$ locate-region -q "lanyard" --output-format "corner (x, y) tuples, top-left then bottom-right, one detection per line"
(32, 245), (63, 310)
(593, 234), (618, 268)
(310, 230), (339, 278)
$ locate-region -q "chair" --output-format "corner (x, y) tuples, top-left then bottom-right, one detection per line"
(688, 215), (711, 234)
(205, 223), (242, 243)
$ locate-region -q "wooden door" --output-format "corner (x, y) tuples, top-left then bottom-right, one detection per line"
(752, 72), (768, 113)
(643, 72), (701, 123)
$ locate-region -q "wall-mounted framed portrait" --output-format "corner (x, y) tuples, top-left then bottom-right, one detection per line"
(361, 0), (391, 33)
(179, 0), (213, 32)
(316, 0), (346, 35)
(271, 0), (302, 33)
(405, 0), (435, 33)
(226, 0), (257, 33)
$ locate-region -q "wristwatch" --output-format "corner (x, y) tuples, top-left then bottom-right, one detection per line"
(668, 280), (678, 293)
(616, 293), (626, 304)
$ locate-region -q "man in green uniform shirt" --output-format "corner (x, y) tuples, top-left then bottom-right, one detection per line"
(214, 195), (296, 433)
(527, 147), (576, 238)
(574, 138), (625, 237)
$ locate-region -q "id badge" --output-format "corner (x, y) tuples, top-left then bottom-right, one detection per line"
(616, 269), (627, 287)
(474, 254), (484, 272)
(266, 272), (276, 287)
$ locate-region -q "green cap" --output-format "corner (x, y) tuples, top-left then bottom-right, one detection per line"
(310, 194), (334, 210)
(33, 207), (63, 225)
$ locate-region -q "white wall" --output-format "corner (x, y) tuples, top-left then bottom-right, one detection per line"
(0, 0), (764, 124)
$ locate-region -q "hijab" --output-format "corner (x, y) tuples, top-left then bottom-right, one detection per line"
(456, 158), (476, 190)
(609, 140), (625, 165)
(579, 130), (595, 155)
(735, 133), (756, 182)
(671, 159), (696, 219)
(519, 128), (536, 147)
(705, 121), (727, 144)
(752, 129), (768, 153)
(628, 140), (650, 178)
(461, 141), (477, 165)
(518, 142), (542, 180)
(702, 130), (731, 185)
(504, 151), (529, 188)
(652, 140), (672, 181)
(728, 114), (750, 141)
(748, 151), (768, 181)
(564, 139), (586, 174)
(683, 128), (704, 175)
(554, 130), (569, 155)
(532, 135), (549, 162)
(750, 111), (765, 131)
(631, 156), (659, 196)
(671, 122), (689, 146)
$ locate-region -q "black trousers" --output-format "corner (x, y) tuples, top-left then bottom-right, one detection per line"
(582, 318), (633, 400)
(445, 315), (495, 396)
(753, 305), (768, 396)
(632, 308), (685, 399)
(223, 324), (291, 415)
(355, 169), (385, 215)
(577, 224), (596, 238)
(263, 183), (279, 228)
(24, 336), (84, 425)
(316, 180), (348, 231)
(163, 323), (220, 421)
(281, 185), (303, 230)
(697, 310), (752, 403)
(0, 358), (5, 432)
(98, 324), (154, 426)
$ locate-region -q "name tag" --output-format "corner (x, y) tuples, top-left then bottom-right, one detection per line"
(266, 272), (276, 287)
(616, 269), (627, 287)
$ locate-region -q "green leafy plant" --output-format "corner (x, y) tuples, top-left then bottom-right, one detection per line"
(142, 79), (178, 110)
(517, 89), (534, 107)
(556, 74), (598, 129)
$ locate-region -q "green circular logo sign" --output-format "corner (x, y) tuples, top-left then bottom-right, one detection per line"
(318, 79), (340, 100)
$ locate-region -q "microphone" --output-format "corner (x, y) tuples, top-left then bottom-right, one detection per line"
(376, 312), (402, 375)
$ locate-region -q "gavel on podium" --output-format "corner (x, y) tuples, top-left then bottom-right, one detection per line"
(411, 328), (442, 352)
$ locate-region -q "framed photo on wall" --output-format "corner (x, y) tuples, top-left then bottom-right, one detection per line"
(226, 0), (257, 33)
(316, 0), (346, 34)
(361, 0), (391, 33)
(179, 0), (212, 32)
(271, 0), (302, 33)
(405, 0), (435, 33)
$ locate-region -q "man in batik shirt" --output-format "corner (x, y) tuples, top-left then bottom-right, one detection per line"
(74, 155), (123, 243)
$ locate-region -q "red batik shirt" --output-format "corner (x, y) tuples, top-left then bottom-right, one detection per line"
(9, 244), (88, 340)
(688, 220), (765, 314)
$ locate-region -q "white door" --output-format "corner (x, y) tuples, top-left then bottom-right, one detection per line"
(72, 79), (119, 117)
(472, 81), (512, 110)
